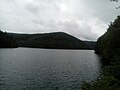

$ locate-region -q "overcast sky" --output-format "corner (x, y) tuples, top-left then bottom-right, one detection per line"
(0, 0), (120, 41)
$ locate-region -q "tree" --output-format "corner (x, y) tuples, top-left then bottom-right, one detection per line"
(110, 0), (120, 9)
(0, 30), (18, 48)
(110, 0), (119, 2)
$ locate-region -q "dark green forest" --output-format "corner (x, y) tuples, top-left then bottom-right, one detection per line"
(12, 32), (86, 49)
(0, 31), (95, 49)
(8, 32), (95, 49)
(0, 30), (18, 48)
(81, 16), (120, 90)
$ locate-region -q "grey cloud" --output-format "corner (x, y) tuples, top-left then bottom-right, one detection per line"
(26, 2), (40, 14)
(56, 20), (98, 40)
(25, 0), (60, 15)
(31, 19), (98, 40)
(83, 0), (120, 23)
(0, 0), (120, 41)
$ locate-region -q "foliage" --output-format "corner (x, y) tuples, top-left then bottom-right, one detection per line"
(0, 30), (18, 48)
(81, 16), (120, 90)
(95, 16), (120, 60)
(12, 32), (94, 49)
(110, 0), (119, 2)
(83, 41), (96, 50)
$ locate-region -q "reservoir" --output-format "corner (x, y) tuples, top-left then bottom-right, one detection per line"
(0, 48), (101, 90)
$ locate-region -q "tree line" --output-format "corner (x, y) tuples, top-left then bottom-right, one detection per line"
(81, 16), (120, 90)
(0, 30), (18, 48)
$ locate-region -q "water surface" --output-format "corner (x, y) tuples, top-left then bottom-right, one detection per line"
(0, 48), (101, 90)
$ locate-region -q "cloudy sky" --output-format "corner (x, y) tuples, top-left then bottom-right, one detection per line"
(0, 0), (120, 41)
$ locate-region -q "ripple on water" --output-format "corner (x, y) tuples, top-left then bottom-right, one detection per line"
(0, 48), (101, 90)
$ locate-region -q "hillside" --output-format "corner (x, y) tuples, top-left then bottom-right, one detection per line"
(82, 16), (120, 90)
(95, 16), (120, 60)
(12, 32), (87, 49)
(0, 30), (18, 48)
(83, 41), (96, 50)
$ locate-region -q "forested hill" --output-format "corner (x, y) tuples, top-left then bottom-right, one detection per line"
(95, 16), (120, 60)
(11, 32), (92, 49)
(82, 16), (120, 90)
(0, 31), (96, 49)
(0, 30), (18, 48)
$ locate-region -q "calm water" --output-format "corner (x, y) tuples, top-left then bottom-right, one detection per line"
(0, 48), (101, 90)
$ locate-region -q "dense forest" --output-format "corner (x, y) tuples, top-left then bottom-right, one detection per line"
(0, 30), (95, 49)
(10, 32), (95, 49)
(0, 30), (18, 48)
(12, 32), (86, 49)
(82, 16), (120, 90)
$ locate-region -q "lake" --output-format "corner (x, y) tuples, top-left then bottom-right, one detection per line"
(0, 48), (101, 90)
